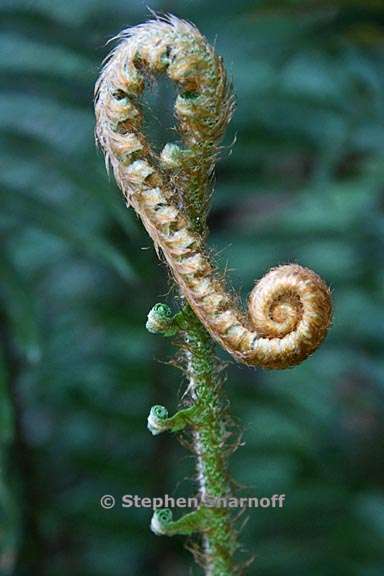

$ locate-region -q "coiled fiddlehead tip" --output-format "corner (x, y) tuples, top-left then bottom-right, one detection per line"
(150, 508), (173, 535)
(94, 15), (332, 370)
(146, 303), (178, 336)
(147, 405), (169, 435)
(244, 264), (332, 368)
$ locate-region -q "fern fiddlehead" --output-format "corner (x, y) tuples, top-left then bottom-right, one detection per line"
(95, 16), (331, 370)
(95, 14), (332, 574)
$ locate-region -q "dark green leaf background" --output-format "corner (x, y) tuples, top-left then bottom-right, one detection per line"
(1, 1), (384, 575)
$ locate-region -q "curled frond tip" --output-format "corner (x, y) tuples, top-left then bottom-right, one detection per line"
(94, 15), (332, 369)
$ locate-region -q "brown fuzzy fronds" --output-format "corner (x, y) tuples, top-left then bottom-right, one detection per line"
(95, 15), (332, 369)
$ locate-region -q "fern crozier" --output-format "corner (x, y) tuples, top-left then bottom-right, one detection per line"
(95, 15), (332, 370)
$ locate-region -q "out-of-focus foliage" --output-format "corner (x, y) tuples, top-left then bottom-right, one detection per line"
(0, 1), (384, 575)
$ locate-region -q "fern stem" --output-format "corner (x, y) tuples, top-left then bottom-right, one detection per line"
(182, 305), (238, 575)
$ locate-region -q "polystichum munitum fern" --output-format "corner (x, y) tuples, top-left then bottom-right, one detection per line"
(94, 14), (332, 575)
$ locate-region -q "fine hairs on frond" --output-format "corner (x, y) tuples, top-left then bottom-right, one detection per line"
(94, 15), (332, 369)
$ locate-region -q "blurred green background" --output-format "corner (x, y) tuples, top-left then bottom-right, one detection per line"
(1, 0), (384, 574)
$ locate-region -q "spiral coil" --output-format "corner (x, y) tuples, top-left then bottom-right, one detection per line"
(95, 15), (332, 368)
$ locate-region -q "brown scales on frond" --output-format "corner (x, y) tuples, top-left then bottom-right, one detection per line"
(95, 15), (332, 369)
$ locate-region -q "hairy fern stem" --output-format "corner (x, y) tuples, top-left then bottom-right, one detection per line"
(183, 304), (238, 574)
